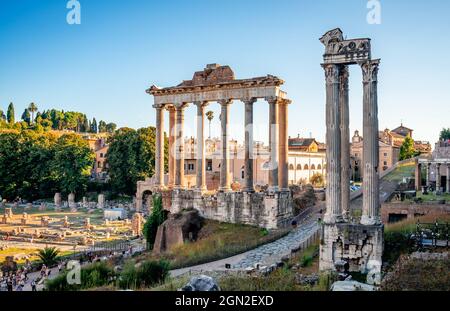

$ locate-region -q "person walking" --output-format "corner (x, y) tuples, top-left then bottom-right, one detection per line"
(31, 280), (37, 292)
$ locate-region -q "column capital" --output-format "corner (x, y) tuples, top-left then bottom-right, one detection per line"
(265, 96), (282, 105)
(173, 102), (189, 110)
(152, 103), (166, 109)
(193, 101), (209, 108)
(218, 99), (233, 106)
(241, 97), (257, 105)
(165, 104), (176, 112)
(279, 98), (292, 105)
(321, 63), (340, 84)
(360, 59), (380, 83)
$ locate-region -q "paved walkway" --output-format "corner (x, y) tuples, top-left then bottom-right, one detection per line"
(170, 204), (322, 278)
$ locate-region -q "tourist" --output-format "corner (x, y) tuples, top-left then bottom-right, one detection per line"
(7, 278), (13, 291)
(31, 279), (37, 291)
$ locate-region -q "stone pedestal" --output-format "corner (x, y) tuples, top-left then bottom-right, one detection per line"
(5, 208), (13, 218)
(98, 194), (105, 209)
(320, 223), (383, 275)
(68, 193), (76, 209)
(54, 193), (61, 207)
(132, 213), (144, 236)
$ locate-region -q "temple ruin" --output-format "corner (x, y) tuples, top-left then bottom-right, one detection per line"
(319, 29), (384, 275)
(138, 64), (293, 229)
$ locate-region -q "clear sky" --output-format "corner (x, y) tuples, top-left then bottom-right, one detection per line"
(1, 0), (449, 144)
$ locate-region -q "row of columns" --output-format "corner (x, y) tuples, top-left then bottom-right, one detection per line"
(153, 97), (290, 193)
(323, 59), (380, 225)
(420, 162), (450, 193)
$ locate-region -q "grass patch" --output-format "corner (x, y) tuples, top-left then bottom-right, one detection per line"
(383, 162), (415, 182)
(142, 220), (289, 269)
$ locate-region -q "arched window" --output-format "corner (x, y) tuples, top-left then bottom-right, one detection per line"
(304, 164), (309, 170)
(289, 164), (294, 170)
(297, 164), (302, 170)
(317, 164), (322, 170)
(311, 164), (316, 170)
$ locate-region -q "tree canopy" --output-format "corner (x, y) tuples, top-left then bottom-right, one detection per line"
(439, 128), (450, 141)
(106, 127), (168, 196)
(399, 136), (416, 161)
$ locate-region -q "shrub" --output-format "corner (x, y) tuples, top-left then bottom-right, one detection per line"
(143, 195), (167, 248)
(45, 261), (115, 291)
(383, 231), (415, 266)
(118, 259), (170, 290)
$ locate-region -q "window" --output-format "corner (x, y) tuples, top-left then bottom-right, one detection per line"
(311, 164), (316, 170)
(384, 153), (388, 157)
(304, 164), (309, 170)
(318, 164), (322, 170)
(241, 171), (245, 179)
(297, 164), (302, 170)
(207, 160), (212, 171)
(383, 161), (388, 166)
(98, 161), (102, 168)
(289, 164), (294, 170)
(100, 153), (104, 158)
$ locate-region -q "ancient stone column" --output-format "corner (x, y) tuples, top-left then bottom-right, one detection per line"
(219, 100), (232, 192)
(154, 104), (165, 188)
(195, 101), (208, 192)
(415, 162), (422, 191)
(446, 164), (450, 194)
(54, 193), (61, 207)
(167, 105), (176, 188)
(339, 66), (350, 221)
(243, 98), (257, 192)
(426, 163), (431, 187)
(278, 99), (291, 191)
(322, 64), (342, 223)
(174, 103), (187, 189)
(360, 59), (381, 226)
(266, 97), (280, 193)
(436, 163), (441, 192)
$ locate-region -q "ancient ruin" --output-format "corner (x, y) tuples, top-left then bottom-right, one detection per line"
(319, 29), (383, 275)
(138, 64), (293, 229)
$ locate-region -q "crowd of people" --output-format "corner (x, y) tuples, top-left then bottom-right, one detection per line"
(0, 262), (56, 291)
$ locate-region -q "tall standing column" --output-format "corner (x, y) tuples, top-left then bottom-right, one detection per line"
(243, 98), (257, 192)
(154, 104), (165, 188)
(360, 59), (381, 226)
(174, 103), (187, 189)
(278, 99), (291, 191)
(322, 64), (342, 223)
(446, 164), (450, 194)
(219, 100), (232, 192)
(339, 66), (350, 220)
(266, 97), (280, 193)
(415, 162), (422, 191)
(167, 106), (176, 189)
(426, 163), (431, 188)
(436, 163), (441, 192)
(195, 101), (208, 192)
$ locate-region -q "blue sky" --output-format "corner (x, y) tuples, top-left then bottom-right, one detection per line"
(1, 0), (449, 144)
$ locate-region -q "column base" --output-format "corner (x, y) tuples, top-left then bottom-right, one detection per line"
(360, 215), (382, 226)
(323, 213), (344, 224)
(267, 186), (279, 194)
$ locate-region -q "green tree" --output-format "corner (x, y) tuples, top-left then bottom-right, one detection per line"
(142, 195), (167, 248)
(106, 122), (117, 133)
(28, 102), (38, 124)
(82, 116), (89, 133)
(310, 172), (324, 187)
(439, 128), (450, 141)
(91, 118), (98, 133)
(206, 110), (214, 138)
(98, 120), (107, 133)
(21, 109), (31, 124)
(7, 102), (15, 124)
(399, 136), (416, 160)
(51, 134), (95, 195)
